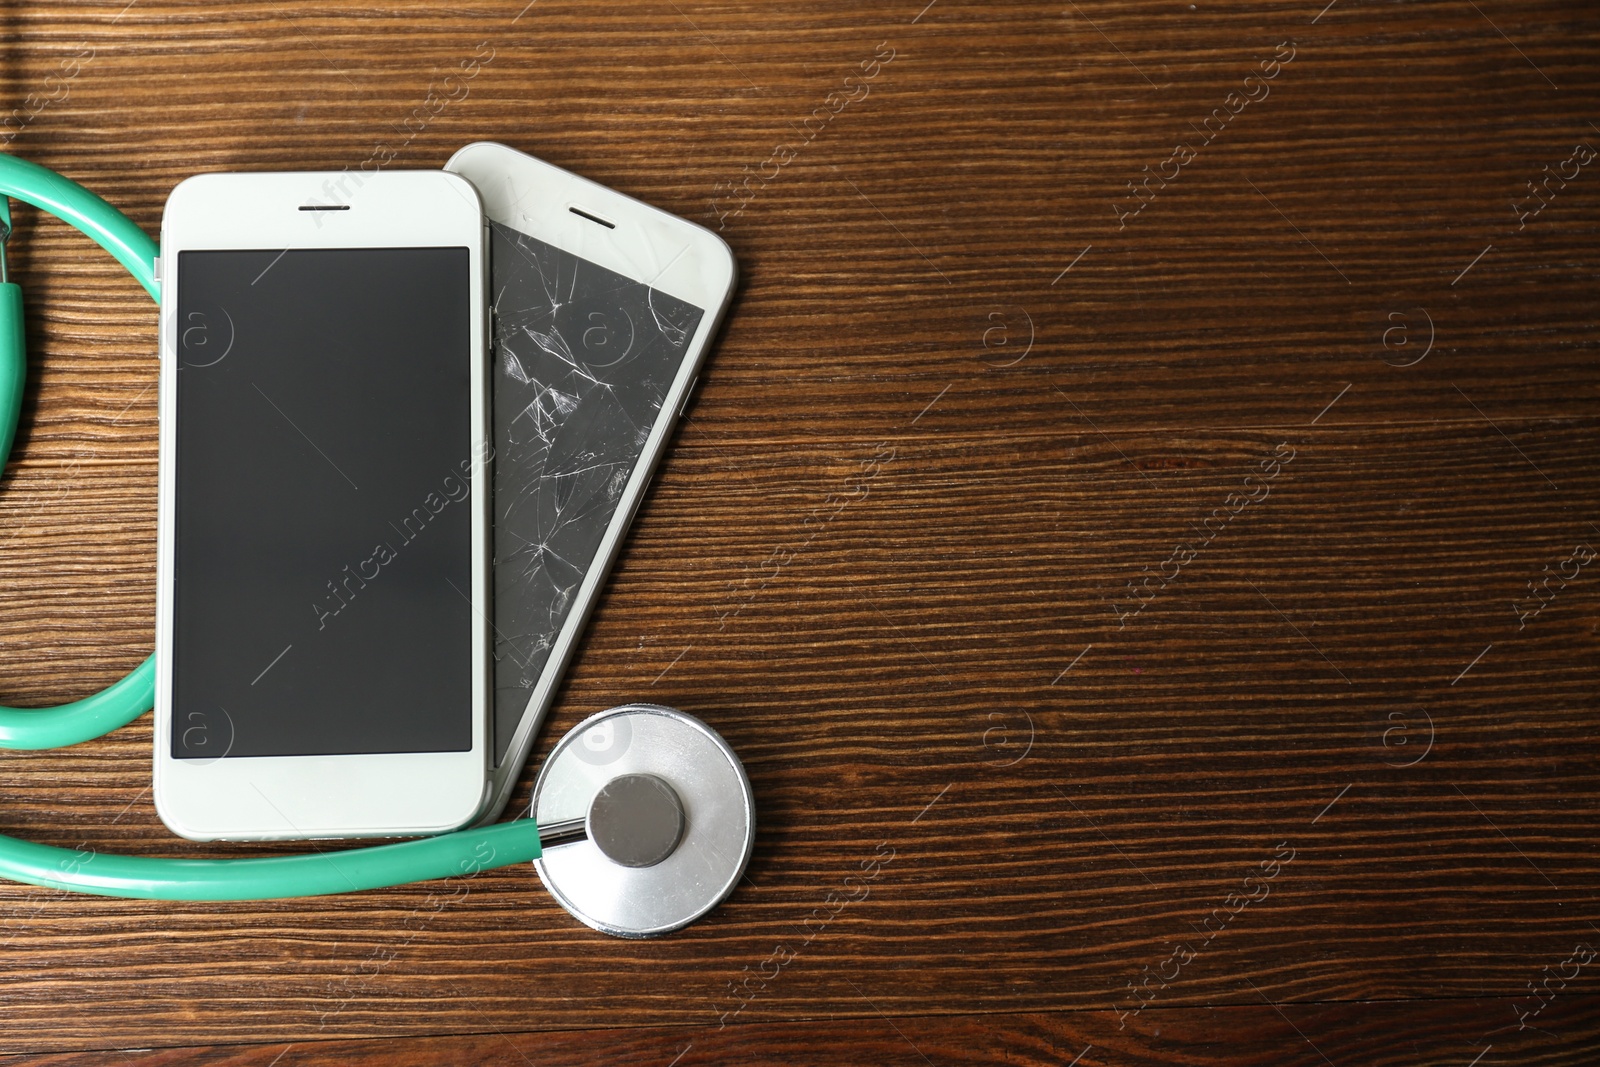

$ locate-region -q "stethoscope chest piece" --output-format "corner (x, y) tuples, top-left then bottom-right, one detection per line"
(532, 704), (755, 937)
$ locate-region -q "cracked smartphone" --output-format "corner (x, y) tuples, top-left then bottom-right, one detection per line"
(446, 142), (737, 824)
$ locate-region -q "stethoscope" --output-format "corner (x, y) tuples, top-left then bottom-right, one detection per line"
(0, 155), (755, 938)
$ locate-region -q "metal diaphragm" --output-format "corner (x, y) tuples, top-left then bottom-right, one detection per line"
(531, 704), (755, 938)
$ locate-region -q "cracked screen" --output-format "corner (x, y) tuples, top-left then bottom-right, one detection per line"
(490, 221), (704, 765)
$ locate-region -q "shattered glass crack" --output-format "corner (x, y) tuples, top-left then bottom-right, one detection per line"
(489, 221), (704, 762)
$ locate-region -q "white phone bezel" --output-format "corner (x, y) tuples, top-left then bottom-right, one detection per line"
(444, 141), (737, 825)
(153, 170), (491, 842)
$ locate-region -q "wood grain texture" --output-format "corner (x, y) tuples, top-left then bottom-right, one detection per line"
(0, 0), (1596, 1062)
(2, 998), (1598, 1066)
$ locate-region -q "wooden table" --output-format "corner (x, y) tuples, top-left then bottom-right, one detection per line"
(0, 1), (1596, 1063)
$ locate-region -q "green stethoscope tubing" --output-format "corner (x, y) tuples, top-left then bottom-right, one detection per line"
(0, 154), (544, 900)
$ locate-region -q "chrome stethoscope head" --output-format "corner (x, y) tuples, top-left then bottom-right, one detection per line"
(533, 704), (756, 938)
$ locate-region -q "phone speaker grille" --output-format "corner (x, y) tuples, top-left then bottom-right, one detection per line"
(569, 206), (616, 229)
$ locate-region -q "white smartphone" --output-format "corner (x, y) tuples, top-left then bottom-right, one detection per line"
(153, 170), (491, 841)
(444, 142), (737, 824)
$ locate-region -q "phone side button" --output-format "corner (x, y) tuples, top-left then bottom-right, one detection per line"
(626, 470), (655, 528)
(676, 376), (699, 419)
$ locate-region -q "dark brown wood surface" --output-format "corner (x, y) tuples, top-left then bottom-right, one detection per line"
(0, 0), (1597, 1063)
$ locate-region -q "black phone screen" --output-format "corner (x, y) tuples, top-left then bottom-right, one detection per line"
(488, 221), (705, 765)
(171, 247), (474, 759)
